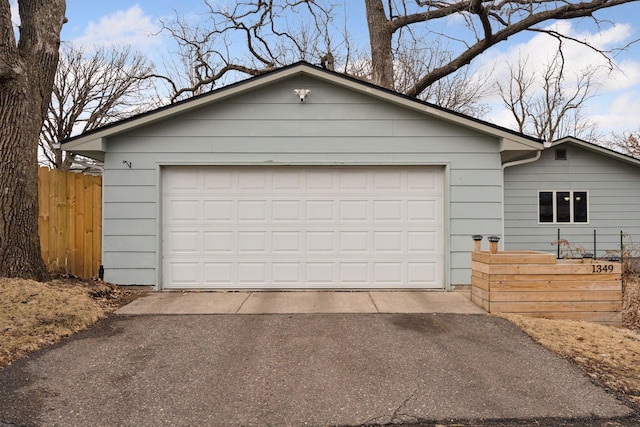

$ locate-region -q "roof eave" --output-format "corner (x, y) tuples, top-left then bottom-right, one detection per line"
(551, 136), (640, 167)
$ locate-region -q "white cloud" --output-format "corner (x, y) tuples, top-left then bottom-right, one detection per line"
(72, 5), (160, 50)
(476, 21), (640, 133)
(591, 91), (640, 132)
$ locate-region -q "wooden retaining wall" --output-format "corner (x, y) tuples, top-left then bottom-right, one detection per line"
(38, 167), (102, 278)
(471, 247), (622, 325)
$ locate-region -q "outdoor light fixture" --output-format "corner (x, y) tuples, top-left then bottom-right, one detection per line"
(293, 89), (311, 102)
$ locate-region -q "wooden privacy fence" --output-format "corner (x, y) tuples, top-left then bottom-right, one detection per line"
(470, 235), (622, 325)
(38, 167), (102, 278)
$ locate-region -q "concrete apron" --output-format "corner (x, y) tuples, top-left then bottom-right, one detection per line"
(116, 290), (486, 315)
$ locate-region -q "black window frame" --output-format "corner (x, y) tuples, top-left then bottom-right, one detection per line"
(538, 190), (588, 224)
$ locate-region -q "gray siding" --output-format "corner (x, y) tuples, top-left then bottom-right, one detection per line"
(504, 144), (640, 256)
(102, 75), (504, 287)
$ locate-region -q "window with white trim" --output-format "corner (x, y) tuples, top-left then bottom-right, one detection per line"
(538, 191), (588, 223)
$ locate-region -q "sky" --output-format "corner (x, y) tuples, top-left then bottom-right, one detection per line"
(11, 0), (640, 137)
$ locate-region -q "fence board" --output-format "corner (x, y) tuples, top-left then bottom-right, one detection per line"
(37, 167), (102, 278)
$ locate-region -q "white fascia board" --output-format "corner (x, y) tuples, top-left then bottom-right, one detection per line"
(63, 136), (106, 152)
(500, 137), (542, 152)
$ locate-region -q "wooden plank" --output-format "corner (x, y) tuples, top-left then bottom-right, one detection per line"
(489, 290), (622, 303)
(93, 175), (102, 275)
(471, 275), (489, 291)
(490, 273), (621, 283)
(38, 168), (51, 268)
(490, 300), (622, 313)
(473, 251), (557, 264)
(489, 253), (557, 265)
(471, 285), (489, 302)
(66, 173), (77, 275)
(47, 168), (59, 271)
(83, 174), (94, 278)
(470, 293), (489, 311)
(472, 251), (491, 264)
(55, 169), (68, 273)
(487, 264), (621, 275)
(490, 280), (622, 292)
(75, 175), (85, 277)
(471, 261), (490, 274)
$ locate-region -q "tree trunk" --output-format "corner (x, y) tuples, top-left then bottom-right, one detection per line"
(0, 0), (66, 280)
(364, 0), (394, 89)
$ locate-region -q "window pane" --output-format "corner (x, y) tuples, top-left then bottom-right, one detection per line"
(556, 192), (571, 222)
(574, 192), (588, 222)
(539, 192), (553, 222)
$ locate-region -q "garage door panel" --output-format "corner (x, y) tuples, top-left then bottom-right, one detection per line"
(408, 231), (438, 252)
(408, 262), (437, 284)
(306, 171), (334, 190)
(340, 231), (368, 252)
(167, 200), (200, 222)
(374, 262), (403, 284)
(238, 262), (268, 284)
(272, 263), (301, 284)
(306, 200), (335, 221)
(167, 262), (200, 286)
(374, 231), (403, 253)
(340, 263), (369, 284)
(204, 201), (233, 221)
(238, 201), (267, 221)
(272, 200), (302, 221)
(238, 171), (268, 190)
(204, 231), (234, 253)
(165, 230), (201, 254)
(204, 170), (233, 190)
(204, 262), (234, 285)
(272, 231), (301, 252)
(163, 166), (444, 289)
(340, 171), (368, 190)
(307, 262), (335, 284)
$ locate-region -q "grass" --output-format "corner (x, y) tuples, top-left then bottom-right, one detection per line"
(0, 276), (639, 409)
(498, 278), (640, 405)
(0, 276), (134, 368)
(499, 313), (640, 405)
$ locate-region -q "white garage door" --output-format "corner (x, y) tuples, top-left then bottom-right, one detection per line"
(162, 166), (444, 289)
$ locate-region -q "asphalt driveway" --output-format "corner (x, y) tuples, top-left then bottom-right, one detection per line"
(0, 314), (635, 426)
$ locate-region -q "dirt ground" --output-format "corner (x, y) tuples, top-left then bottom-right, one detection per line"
(0, 276), (639, 425)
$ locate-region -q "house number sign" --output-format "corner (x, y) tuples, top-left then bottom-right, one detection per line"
(591, 264), (615, 273)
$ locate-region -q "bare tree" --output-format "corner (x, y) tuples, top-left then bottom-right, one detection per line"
(0, 0), (66, 280)
(41, 43), (157, 171)
(158, 0), (636, 103)
(608, 129), (640, 158)
(497, 52), (600, 141)
(157, 0), (346, 101)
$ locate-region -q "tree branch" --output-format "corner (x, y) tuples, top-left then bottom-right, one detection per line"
(406, 0), (634, 97)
